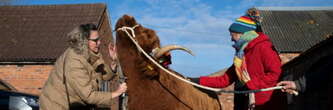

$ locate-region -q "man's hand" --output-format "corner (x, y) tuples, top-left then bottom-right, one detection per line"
(277, 81), (297, 94)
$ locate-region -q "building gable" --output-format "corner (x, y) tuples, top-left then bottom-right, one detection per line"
(0, 3), (106, 63)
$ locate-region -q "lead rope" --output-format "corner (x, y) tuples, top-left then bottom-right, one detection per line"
(116, 25), (298, 95)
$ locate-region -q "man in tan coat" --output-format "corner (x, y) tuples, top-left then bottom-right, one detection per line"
(39, 24), (127, 110)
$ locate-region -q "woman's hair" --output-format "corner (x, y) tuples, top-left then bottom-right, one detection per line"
(67, 23), (98, 56)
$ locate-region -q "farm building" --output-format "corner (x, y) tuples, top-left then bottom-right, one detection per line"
(0, 3), (120, 109)
(0, 4), (332, 110)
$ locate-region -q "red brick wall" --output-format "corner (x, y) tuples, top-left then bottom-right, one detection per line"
(0, 65), (53, 95)
(279, 53), (300, 65)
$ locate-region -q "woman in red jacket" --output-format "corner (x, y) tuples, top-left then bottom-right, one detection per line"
(192, 8), (282, 110)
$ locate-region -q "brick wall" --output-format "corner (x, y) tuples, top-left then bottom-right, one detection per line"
(0, 65), (53, 95)
(279, 53), (300, 65)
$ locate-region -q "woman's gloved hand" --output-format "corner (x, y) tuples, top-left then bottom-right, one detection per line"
(187, 77), (200, 84)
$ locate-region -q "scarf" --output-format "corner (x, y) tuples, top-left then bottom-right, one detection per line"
(233, 31), (258, 109)
(233, 30), (258, 84)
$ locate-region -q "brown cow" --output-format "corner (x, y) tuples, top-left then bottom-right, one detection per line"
(115, 15), (222, 110)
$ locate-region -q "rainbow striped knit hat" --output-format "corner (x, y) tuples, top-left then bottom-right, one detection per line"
(229, 15), (257, 33)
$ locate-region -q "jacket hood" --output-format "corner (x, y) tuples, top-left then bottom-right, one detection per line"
(68, 27), (90, 59)
(245, 32), (271, 51)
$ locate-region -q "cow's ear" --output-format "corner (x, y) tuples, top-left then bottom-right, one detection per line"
(137, 60), (159, 78)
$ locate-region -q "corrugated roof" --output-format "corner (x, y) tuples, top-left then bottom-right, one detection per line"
(0, 3), (106, 62)
(259, 8), (333, 53)
(283, 35), (333, 68)
(258, 7), (333, 11)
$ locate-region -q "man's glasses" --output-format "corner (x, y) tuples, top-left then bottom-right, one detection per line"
(88, 37), (101, 43)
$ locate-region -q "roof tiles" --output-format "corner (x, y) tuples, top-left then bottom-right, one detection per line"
(0, 4), (106, 62)
(259, 9), (333, 53)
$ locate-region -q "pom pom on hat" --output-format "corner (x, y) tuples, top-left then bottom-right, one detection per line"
(229, 8), (261, 33)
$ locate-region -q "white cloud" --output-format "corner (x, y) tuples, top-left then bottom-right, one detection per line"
(110, 0), (238, 76)
(259, 0), (299, 6)
(132, 1), (235, 46)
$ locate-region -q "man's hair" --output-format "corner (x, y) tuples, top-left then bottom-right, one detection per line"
(68, 23), (98, 56)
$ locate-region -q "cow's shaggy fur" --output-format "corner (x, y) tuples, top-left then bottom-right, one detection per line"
(115, 15), (222, 110)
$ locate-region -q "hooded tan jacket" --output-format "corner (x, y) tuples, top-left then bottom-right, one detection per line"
(39, 48), (114, 110)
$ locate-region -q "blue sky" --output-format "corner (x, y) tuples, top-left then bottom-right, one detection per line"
(11, 0), (333, 77)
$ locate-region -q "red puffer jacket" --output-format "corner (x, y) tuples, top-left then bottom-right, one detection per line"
(199, 32), (282, 106)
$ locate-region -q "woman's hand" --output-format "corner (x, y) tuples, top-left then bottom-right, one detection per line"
(112, 83), (127, 98)
(108, 43), (117, 60)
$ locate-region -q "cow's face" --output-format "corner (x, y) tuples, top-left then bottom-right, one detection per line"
(115, 15), (161, 53)
(115, 15), (193, 78)
(115, 15), (161, 78)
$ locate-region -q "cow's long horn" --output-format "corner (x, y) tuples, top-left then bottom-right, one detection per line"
(154, 45), (194, 58)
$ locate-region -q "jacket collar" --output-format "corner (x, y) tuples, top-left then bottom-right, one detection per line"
(88, 50), (101, 65)
(245, 32), (270, 51)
